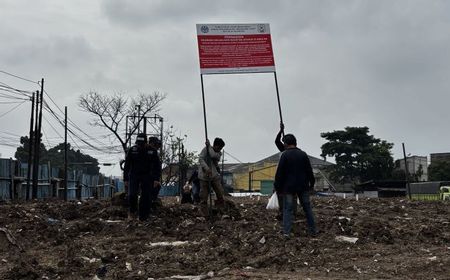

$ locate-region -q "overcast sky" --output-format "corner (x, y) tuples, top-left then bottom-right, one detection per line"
(1, 0), (450, 176)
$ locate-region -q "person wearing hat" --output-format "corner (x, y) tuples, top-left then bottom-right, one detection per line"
(123, 133), (161, 221)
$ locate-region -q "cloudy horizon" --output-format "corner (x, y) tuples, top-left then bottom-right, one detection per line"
(1, 0), (450, 176)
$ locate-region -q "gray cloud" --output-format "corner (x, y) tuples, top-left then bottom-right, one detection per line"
(1, 0), (450, 175)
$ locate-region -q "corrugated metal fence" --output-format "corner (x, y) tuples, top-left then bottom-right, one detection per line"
(0, 158), (121, 201)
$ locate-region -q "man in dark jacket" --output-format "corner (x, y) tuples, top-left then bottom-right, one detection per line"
(148, 136), (162, 208)
(123, 133), (162, 221)
(274, 133), (316, 237)
(274, 122), (297, 219)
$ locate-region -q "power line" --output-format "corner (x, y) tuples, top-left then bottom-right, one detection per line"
(0, 101), (27, 104)
(0, 100), (27, 118)
(0, 84), (34, 96)
(0, 92), (30, 101)
(0, 70), (39, 85)
(42, 115), (64, 140)
(224, 150), (244, 164)
(42, 94), (107, 147)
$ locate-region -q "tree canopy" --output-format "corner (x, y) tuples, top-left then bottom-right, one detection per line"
(14, 136), (99, 175)
(320, 126), (394, 183)
(428, 161), (450, 181)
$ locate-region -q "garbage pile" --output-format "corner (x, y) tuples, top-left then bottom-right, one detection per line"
(0, 196), (449, 279)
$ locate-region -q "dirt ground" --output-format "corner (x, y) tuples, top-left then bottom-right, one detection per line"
(0, 195), (449, 280)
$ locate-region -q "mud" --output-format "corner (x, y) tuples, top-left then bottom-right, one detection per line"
(0, 196), (449, 279)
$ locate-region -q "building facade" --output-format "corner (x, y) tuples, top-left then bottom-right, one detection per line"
(226, 152), (334, 193)
(430, 153), (450, 164)
(397, 155), (428, 181)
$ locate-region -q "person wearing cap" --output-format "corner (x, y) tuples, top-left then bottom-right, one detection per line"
(148, 136), (162, 208)
(123, 133), (161, 221)
(198, 137), (226, 216)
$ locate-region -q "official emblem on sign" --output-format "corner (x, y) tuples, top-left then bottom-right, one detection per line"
(257, 24), (266, 33)
(200, 25), (209, 33)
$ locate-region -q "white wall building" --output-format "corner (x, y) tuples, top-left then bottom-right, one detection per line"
(398, 155), (428, 181)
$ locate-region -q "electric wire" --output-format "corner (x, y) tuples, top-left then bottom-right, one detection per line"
(0, 70), (39, 85)
(42, 115), (64, 140)
(44, 95), (110, 147)
(0, 100), (27, 118)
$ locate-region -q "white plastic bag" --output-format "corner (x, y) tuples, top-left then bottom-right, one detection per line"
(266, 193), (279, 210)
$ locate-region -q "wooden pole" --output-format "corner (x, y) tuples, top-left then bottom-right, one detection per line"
(33, 79), (44, 199)
(64, 106), (68, 201)
(26, 92), (35, 200)
(273, 71), (284, 126)
(200, 74), (213, 217)
(32, 90), (40, 198)
(402, 143), (412, 199)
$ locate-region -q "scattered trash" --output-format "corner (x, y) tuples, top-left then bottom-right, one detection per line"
(104, 220), (123, 223)
(46, 218), (60, 225)
(92, 276), (101, 280)
(0, 227), (22, 250)
(169, 274), (209, 280)
(180, 219), (195, 228)
(259, 236), (266, 244)
(335, 235), (359, 244)
(81, 257), (99, 263)
(148, 241), (195, 247)
(428, 256), (437, 261)
(126, 262), (132, 271)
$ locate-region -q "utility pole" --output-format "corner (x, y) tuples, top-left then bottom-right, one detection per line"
(32, 88), (40, 198)
(32, 79), (44, 199)
(64, 106), (68, 201)
(26, 91), (36, 200)
(221, 149), (225, 185)
(402, 143), (412, 199)
(159, 116), (164, 156)
(136, 104), (141, 133)
(178, 140), (182, 196)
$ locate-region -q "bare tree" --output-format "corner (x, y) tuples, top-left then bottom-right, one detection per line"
(160, 127), (197, 186)
(79, 91), (165, 154)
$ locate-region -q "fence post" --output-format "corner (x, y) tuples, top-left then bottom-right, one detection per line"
(76, 180), (81, 201)
(9, 158), (14, 200)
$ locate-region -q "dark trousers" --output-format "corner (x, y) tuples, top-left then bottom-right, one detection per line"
(128, 174), (153, 220)
(283, 191), (316, 235)
(192, 183), (200, 203)
(278, 192), (297, 217)
(150, 184), (160, 202)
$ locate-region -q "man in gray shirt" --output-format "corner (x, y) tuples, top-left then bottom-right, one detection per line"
(198, 137), (226, 216)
